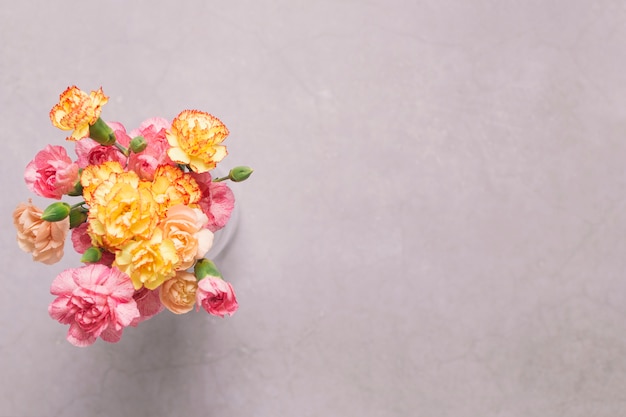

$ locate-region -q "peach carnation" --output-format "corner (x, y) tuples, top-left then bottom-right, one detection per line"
(13, 201), (69, 265)
(161, 205), (214, 270)
(159, 271), (198, 314)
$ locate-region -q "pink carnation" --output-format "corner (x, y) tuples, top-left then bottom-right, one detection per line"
(75, 121), (130, 168)
(48, 264), (140, 347)
(130, 287), (164, 326)
(196, 277), (238, 317)
(71, 223), (92, 253)
(128, 117), (176, 180)
(191, 172), (235, 232)
(24, 145), (79, 199)
(71, 223), (115, 266)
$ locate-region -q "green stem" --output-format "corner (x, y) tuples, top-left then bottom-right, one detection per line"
(212, 176), (229, 182)
(114, 142), (130, 157)
(71, 201), (87, 209)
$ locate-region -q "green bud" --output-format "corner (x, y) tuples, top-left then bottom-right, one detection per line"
(41, 202), (71, 222)
(67, 180), (84, 197)
(69, 207), (88, 229)
(89, 117), (116, 146)
(229, 166), (254, 182)
(81, 247), (102, 263)
(194, 258), (223, 280)
(129, 136), (148, 153)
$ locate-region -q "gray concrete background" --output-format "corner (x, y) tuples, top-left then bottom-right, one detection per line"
(2, 1), (626, 416)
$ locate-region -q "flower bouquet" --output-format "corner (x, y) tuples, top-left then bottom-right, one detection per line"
(13, 86), (252, 347)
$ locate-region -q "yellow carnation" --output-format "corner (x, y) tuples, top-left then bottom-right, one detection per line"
(114, 228), (180, 290)
(49, 86), (109, 141)
(151, 165), (202, 217)
(80, 161), (125, 203)
(87, 170), (158, 251)
(166, 110), (229, 173)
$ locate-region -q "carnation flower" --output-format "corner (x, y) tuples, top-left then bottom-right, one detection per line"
(24, 145), (79, 199)
(48, 264), (139, 347)
(75, 122), (130, 168)
(71, 223), (92, 253)
(196, 276), (238, 317)
(160, 271), (198, 314)
(71, 223), (115, 266)
(192, 172), (235, 232)
(87, 170), (158, 251)
(151, 165), (202, 217)
(166, 110), (229, 173)
(128, 117), (175, 180)
(13, 201), (69, 265)
(80, 160), (126, 202)
(130, 287), (164, 326)
(161, 205), (214, 270)
(49, 86), (108, 141)
(114, 228), (181, 290)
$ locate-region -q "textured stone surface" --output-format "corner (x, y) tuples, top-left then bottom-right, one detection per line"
(2, 1), (626, 416)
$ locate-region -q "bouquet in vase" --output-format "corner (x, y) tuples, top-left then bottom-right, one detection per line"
(13, 86), (252, 347)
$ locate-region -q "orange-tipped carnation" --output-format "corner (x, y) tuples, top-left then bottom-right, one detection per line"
(151, 165), (202, 217)
(166, 110), (229, 173)
(80, 161), (125, 203)
(50, 86), (108, 141)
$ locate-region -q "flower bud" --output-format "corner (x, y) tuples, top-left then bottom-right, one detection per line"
(81, 247), (102, 263)
(69, 207), (88, 228)
(194, 258), (222, 280)
(229, 166), (253, 182)
(41, 202), (71, 222)
(67, 180), (84, 197)
(88, 117), (116, 146)
(129, 135), (148, 153)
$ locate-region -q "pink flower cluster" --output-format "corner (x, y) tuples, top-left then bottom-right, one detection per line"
(49, 265), (237, 346)
(14, 87), (250, 348)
